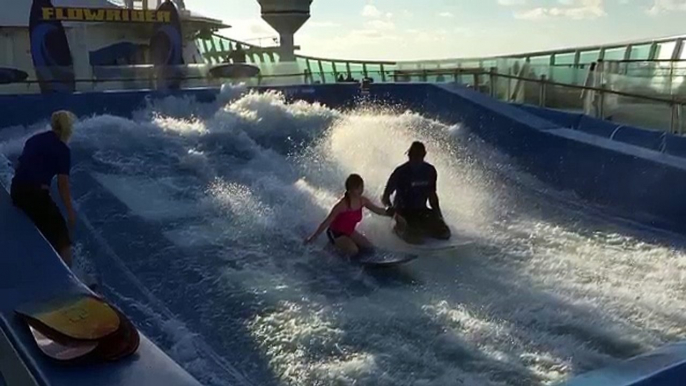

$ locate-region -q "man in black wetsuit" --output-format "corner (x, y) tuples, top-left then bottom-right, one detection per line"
(381, 141), (451, 244)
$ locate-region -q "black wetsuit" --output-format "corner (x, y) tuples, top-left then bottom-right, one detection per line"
(383, 161), (450, 240)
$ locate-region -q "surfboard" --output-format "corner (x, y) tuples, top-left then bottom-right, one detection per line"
(356, 249), (419, 267)
(391, 223), (475, 252)
(90, 306), (140, 361)
(27, 306), (139, 364)
(15, 293), (120, 341)
(29, 0), (75, 93)
(17, 293), (140, 364)
(0, 68), (28, 85)
(209, 63), (261, 79)
(409, 236), (475, 252)
(29, 325), (98, 363)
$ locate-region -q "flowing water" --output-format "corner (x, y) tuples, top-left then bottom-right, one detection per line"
(1, 85), (686, 386)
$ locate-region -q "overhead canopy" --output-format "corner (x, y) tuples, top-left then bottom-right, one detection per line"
(181, 9), (230, 29)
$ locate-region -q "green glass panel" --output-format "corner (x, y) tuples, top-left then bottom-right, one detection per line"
(320, 61), (335, 83)
(527, 55), (550, 78)
(555, 52), (575, 65)
(212, 36), (223, 52)
(551, 67), (574, 84)
(579, 50), (600, 64)
(365, 64), (382, 82)
(481, 60), (497, 69)
(629, 44), (651, 60)
(296, 58), (308, 73)
(603, 47), (626, 61)
(336, 62), (348, 74)
(349, 63), (364, 79)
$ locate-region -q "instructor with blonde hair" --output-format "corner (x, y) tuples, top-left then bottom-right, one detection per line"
(11, 110), (77, 267)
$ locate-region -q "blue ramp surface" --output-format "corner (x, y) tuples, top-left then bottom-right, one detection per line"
(0, 186), (203, 386)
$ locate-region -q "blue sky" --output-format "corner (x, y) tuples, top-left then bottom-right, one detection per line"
(189, 0), (684, 60)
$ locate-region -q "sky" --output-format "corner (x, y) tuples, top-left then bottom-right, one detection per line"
(187, 0), (686, 61)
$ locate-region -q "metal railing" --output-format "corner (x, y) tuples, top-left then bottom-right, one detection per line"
(1, 65), (683, 134)
(484, 69), (685, 134)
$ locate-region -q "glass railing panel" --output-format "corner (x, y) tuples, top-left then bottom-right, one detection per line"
(629, 44), (652, 60)
(543, 82), (585, 111)
(320, 61), (336, 83)
(348, 63), (364, 81)
(579, 50), (600, 65)
(656, 41), (677, 60)
(365, 64), (382, 82)
(603, 47), (626, 61)
(296, 57), (308, 72)
(551, 66), (577, 84)
(554, 52), (576, 65)
(603, 94), (672, 132)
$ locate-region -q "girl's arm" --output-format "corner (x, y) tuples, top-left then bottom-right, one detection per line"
(305, 201), (343, 243)
(362, 196), (393, 217)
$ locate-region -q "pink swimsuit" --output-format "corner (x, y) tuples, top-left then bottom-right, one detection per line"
(329, 206), (363, 236)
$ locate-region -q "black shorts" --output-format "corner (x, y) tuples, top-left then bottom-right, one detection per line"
(326, 228), (347, 244)
(10, 182), (72, 252)
(396, 208), (451, 240)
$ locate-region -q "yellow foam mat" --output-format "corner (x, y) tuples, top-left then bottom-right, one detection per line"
(21, 296), (120, 340)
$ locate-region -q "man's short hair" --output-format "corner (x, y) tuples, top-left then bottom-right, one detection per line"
(408, 141), (426, 160)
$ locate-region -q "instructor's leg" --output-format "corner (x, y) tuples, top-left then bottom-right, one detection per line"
(393, 214), (424, 245)
(11, 186), (74, 267)
(426, 210), (451, 240)
(39, 195), (74, 267)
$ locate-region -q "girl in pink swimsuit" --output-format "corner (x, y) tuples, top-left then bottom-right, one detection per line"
(305, 174), (394, 257)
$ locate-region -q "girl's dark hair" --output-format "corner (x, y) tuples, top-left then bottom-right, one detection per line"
(344, 174), (364, 207)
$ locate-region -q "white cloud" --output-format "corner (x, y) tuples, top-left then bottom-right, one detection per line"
(362, 4), (382, 18)
(513, 0), (606, 20)
(224, 18), (274, 40)
(308, 21), (341, 28)
(648, 0), (686, 15)
(438, 11), (454, 17)
(366, 19), (395, 31)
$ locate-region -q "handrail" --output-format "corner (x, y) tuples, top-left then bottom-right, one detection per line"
(383, 68), (686, 105)
(209, 33), (397, 65)
(2, 66), (682, 133)
(487, 71), (685, 105)
(5, 68), (684, 106)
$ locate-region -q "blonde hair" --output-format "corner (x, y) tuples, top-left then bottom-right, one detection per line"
(51, 110), (76, 143)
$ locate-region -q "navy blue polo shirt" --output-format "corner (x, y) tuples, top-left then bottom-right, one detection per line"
(13, 131), (71, 187)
